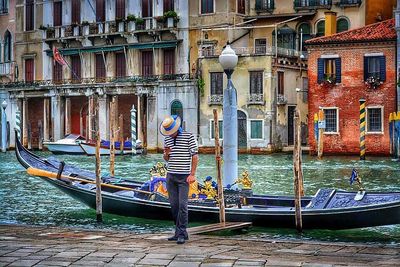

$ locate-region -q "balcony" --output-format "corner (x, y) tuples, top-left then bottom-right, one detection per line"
(294, 0), (332, 10)
(0, 73), (193, 90)
(248, 94), (264, 105)
(208, 94), (223, 105)
(0, 62), (15, 77)
(277, 94), (288, 105)
(255, 0), (275, 12)
(198, 46), (308, 59)
(337, 0), (361, 7)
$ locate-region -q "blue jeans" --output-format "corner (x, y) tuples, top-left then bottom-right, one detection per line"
(166, 172), (189, 238)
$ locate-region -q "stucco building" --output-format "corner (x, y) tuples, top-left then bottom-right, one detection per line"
(306, 19), (396, 155)
(2, 0), (195, 151)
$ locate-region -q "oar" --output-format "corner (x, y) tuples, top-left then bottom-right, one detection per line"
(26, 167), (153, 195)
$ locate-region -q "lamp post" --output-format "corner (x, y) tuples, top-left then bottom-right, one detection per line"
(219, 45), (238, 187)
(1, 100), (7, 152)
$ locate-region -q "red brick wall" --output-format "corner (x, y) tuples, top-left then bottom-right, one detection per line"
(307, 43), (396, 155)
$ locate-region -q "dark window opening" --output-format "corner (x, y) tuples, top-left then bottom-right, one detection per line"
(25, 0), (34, 31)
(250, 71), (263, 94)
(53, 1), (62, 26)
(142, 0), (153, 17)
(141, 51), (153, 76)
(210, 72), (223, 95)
(96, 0), (106, 22)
(71, 55), (81, 82)
(201, 0), (214, 14)
(278, 71), (284, 95)
(163, 0), (174, 13)
(53, 62), (63, 83)
(95, 54), (106, 82)
(116, 0), (125, 19)
(71, 0), (81, 24)
(163, 49), (175, 75)
(115, 52), (126, 78)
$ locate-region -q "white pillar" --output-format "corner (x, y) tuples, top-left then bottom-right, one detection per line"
(98, 95), (109, 140)
(9, 98), (18, 148)
(51, 94), (63, 141)
(43, 98), (50, 141)
(65, 97), (71, 135)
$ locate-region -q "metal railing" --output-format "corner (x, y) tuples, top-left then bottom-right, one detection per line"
(248, 93), (264, 105)
(294, 0), (332, 9)
(0, 62), (14, 76)
(277, 94), (288, 105)
(198, 46), (308, 59)
(338, 0), (361, 6)
(1, 73), (193, 89)
(208, 94), (223, 105)
(255, 0), (275, 12)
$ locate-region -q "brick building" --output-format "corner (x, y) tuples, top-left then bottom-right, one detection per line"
(306, 19), (396, 155)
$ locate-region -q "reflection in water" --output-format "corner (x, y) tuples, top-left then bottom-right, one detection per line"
(0, 151), (399, 244)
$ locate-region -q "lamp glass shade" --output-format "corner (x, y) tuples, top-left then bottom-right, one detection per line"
(1, 100), (7, 109)
(219, 45), (238, 70)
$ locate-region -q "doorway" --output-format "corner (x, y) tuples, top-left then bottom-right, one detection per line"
(238, 110), (247, 148)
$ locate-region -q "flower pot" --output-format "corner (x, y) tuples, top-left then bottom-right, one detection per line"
(118, 21), (125, 32)
(60, 27), (65, 38)
(167, 17), (174, 28)
(145, 19), (152, 30)
(128, 21), (136, 31)
(42, 30), (47, 39)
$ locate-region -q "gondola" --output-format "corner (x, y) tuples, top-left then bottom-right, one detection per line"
(15, 135), (400, 229)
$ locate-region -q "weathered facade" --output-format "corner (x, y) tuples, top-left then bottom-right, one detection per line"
(306, 19), (396, 155)
(2, 0), (196, 151)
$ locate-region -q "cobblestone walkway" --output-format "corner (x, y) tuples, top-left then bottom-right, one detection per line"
(0, 224), (399, 266)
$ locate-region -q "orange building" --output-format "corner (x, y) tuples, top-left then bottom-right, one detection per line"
(306, 19), (396, 155)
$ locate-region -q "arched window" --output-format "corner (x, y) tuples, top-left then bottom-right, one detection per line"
(298, 23), (311, 51)
(171, 100), (183, 121)
(337, 18), (349, 33)
(316, 20), (325, 37)
(272, 25), (296, 50)
(4, 30), (11, 62)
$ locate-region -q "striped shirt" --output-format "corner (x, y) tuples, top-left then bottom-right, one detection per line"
(164, 131), (198, 174)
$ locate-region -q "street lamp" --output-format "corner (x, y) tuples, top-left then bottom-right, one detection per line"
(219, 45), (238, 188)
(1, 100), (7, 152)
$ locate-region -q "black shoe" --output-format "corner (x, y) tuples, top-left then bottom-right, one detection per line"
(167, 236), (178, 241)
(176, 236), (185, 244)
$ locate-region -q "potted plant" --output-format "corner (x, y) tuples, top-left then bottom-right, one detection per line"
(321, 75), (336, 88)
(39, 24), (48, 31)
(135, 17), (145, 30)
(81, 20), (90, 35)
(126, 14), (136, 31)
(163, 11), (179, 27)
(365, 76), (382, 90)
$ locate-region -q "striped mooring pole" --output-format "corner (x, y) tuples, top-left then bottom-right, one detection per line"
(359, 99), (366, 160)
(130, 104), (137, 155)
(396, 111), (400, 159)
(15, 108), (21, 141)
(313, 113), (319, 146)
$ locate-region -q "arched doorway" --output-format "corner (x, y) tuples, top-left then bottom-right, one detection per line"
(238, 110), (247, 148)
(171, 100), (183, 120)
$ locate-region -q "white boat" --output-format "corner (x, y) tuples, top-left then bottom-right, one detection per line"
(79, 140), (142, 156)
(43, 134), (85, 155)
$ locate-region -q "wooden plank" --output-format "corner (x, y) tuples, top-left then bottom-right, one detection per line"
(187, 222), (252, 235)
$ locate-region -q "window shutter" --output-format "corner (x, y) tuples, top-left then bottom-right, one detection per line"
(379, 56), (386, 82)
(335, 58), (341, 83)
(364, 56), (369, 81)
(317, 58), (324, 83)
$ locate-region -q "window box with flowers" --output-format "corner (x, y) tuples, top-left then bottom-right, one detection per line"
(321, 75), (336, 88)
(365, 76), (383, 90)
(163, 11), (179, 28)
(364, 55), (386, 90)
(317, 57), (341, 88)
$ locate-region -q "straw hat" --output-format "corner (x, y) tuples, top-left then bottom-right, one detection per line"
(160, 115), (181, 136)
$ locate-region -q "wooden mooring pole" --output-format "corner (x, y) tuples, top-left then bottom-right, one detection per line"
(293, 109), (303, 232)
(119, 114), (124, 154)
(95, 97), (103, 223)
(213, 109), (225, 223)
(109, 98), (116, 176)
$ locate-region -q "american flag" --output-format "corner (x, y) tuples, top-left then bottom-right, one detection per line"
(52, 46), (66, 66)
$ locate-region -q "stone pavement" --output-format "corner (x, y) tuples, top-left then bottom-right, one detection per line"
(0, 224), (399, 267)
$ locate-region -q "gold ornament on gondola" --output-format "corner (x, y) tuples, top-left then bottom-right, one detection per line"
(235, 170), (253, 190)
(200, 178), (217, 200)
(149, 162), (167, 178)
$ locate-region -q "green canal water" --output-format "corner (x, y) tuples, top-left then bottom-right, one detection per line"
(0, 151), (399, 245)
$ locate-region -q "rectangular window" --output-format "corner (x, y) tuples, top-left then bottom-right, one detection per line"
(0, 0), (9, 14)
(71, 55), (81, 82)
(256, 0), (274, 10)
(71, 0), (81, 24)
(251, 120), (263, 139)
(115, 52), (126, 78)
(210, 120), (223, 139)
(324, 108), (338, 133)
(302, 77), (308, 102)
(53, 62), (63, 83)
(210, 72), (223, 95)
(278, 71), (284, 95)
(25, 58), (34, 82)
(324, 59), (336, 80)
(142, 51), (153, 76)
(95, 54), (106, 81)
(237, 0), (245, 14)
(201, 0), (214, 14)
(163, 0), (174, 13)
(116, 0), (125, 19)
(364, 56), (387, 82)
(163, 49), (175, 75)
(367, 107), (383, 133)
(142, 0), (153, 17)
(96, 0), (105, 22)
(25, 0), (34, 31)
(53, 1), (62, 26)
(249, 71), (263, 94)
(254, 38), (267, 54)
